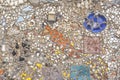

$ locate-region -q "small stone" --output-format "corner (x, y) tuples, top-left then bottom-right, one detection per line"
(111, 15), (115, 19)
(15, 43), (19, 49)
(27, 61), (32, 65)
(19, 56), (25, 61)
(12, 50), (17, 56)
(22, 42), (27, 48)
(1, 44), (6, 52)
(49, 43), (52, 47)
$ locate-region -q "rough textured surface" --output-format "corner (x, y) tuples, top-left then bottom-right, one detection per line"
(0, 0), (120, 80)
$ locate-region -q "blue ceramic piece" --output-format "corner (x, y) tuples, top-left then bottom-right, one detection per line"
(92, 27), (101, 33)
(70, 65), (91, 80)
(87, 12), (95, 20)
(96, 15), (106, 24)
(84, 22), (91, 30)
(98, 14), (107, 22)
(100, 23), (106, 30)
(83, 12), (107, 33)
(86, 25), (91, 30)
(17, 16), (24, 23)
(22, 6), (32, 12)
(83, 22), (87, 28)
(93, 16), (97, 22)
(100, 23), (106, 28)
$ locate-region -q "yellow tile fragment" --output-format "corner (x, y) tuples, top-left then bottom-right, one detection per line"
(71, 41), (74, 47)
(92, 64), (96, 68)
(21, 73), (27, 77)
(98, 57), (102, 62)
(105, 68), (108, 72)
(26, 77), (32, 80)
(32, 67), (36, 71)
(22, 77), (25, 80)
(67, 73), (70, 78)
(63, 72), (67, 76)
(102, 48), (106, 54)
(62, 72), (70, 78)
(36, 63), (43, 69)
(55, 50), (61, 54)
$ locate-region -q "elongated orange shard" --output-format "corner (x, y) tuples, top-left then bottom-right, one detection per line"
(45, 25), (82, 58)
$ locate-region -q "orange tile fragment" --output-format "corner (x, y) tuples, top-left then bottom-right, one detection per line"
(45, 25), (82, 58)
(0, 69), (4, 75)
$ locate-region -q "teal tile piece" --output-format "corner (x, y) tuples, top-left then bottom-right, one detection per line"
(70, 65), (91, 80)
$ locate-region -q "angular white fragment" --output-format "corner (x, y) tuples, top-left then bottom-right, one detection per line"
(2, 44), (6, 51)
(19, 0), (24, 3)
(117, 31), (120, 34)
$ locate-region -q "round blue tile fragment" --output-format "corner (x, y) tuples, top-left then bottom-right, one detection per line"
(83, 12), (107, 33)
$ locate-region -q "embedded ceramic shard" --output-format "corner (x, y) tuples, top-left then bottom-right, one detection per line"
(16, 16), (24, 23)
(83, 12), (107, 33)
(70, 65), (91, 80)
(22, 6), (33, 12)
(28, 0), (40, 7)
(83, 36), (102, 54)
(47, 11), (57, 22)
